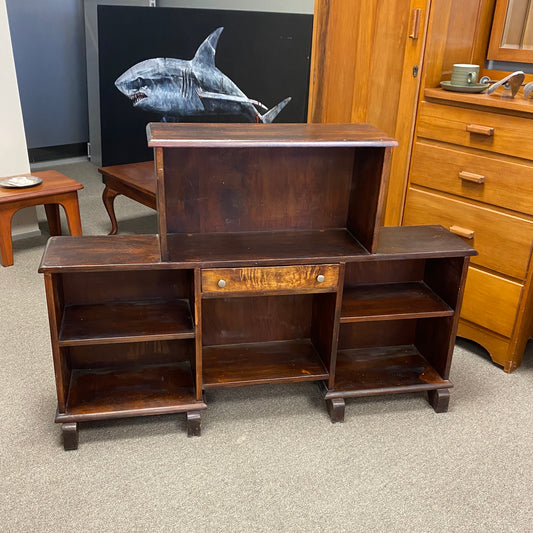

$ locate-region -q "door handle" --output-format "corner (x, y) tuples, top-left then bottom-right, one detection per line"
(409, 9), (421, 39)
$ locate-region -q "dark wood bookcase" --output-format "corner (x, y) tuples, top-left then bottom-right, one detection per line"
(40, 124), (476, 449)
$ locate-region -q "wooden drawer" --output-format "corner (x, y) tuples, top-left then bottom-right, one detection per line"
(417, 102), (533, 161)
(410, 141), (533, 216)
(461, 266), (522, 338)
(403, 188), (533, 280)
(201, 264), (340, 296)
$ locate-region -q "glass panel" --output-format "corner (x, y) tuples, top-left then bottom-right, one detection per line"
(502, 0), (533, 49)
(523, 2), (533, 48)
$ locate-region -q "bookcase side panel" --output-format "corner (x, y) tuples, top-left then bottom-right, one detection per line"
(415, 317), (456, 380)
(193, 267), (203, 401)
(347, 146), (391, 253)
(424, 256), (468, 310)
(44, 273), (70, 413)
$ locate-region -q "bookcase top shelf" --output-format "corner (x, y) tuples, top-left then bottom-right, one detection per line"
(38, 226), (477, 273)
(147, 122), (398, 148)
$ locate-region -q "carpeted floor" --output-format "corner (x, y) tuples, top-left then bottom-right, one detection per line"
(1, 160), (532, 532)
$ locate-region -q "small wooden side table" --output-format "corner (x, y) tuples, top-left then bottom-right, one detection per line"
(0, 170), (83, 267)
(98, 161), (156, 235)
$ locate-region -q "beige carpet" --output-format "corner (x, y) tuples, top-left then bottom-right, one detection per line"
(1, 160), (532, 532)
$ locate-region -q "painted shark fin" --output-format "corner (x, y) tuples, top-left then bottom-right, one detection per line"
(259, 97), (291, 123)
(192, 27), (224, 66)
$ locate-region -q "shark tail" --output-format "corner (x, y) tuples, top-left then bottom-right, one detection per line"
(259, 97), (291, 123)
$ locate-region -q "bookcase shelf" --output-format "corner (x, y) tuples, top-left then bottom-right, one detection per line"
(40, 123), (475, 449)
(202, 340), (329, 388)
(57, 361), (203, 422)
(166, 229), (368, 265)
(330, 345), (451, 397)
(59, 299), (194, 346)
(340, 282), (454, 323)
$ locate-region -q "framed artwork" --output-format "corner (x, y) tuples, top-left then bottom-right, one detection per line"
(98, 6), (313, 165)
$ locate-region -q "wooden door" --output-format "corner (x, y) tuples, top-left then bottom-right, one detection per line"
(308, 0), (431, 226)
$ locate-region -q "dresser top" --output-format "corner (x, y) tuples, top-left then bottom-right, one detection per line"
(425, 87), (533, 116)
(147, 122), (398, 148)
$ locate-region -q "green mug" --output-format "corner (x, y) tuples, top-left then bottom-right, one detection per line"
(451, 64), (479, 86)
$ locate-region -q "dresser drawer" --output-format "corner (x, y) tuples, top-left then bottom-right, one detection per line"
(410, 141), (533, 216)
(201, 264), (340, 296)
(417, 102), (533, 160)
(403, 188), (533, 280)
(461, 266), (522, 338)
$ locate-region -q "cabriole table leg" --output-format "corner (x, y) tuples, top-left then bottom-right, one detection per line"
(102, 186), (120, 235)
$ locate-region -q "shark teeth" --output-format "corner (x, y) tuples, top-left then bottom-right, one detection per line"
(130, 92), (147, 105)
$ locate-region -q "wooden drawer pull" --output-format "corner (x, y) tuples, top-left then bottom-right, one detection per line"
(466, 124), (494, 136)
(459, 170), (485, 184)
(450, 225), (475, 239)
(409, 8), (421, 39)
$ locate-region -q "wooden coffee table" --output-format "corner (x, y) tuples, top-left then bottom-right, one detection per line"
(0, 170), (83, 267)
(98, 161), (156, 235)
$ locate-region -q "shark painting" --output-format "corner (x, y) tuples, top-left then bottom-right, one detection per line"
(115, 27), (291, 123)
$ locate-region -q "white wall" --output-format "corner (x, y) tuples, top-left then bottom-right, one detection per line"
(0, 0), (29, 176)
(0, 0), (39, 238)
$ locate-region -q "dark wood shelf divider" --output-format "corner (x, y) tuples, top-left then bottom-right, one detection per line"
(340, 282), (454, 323)
(167, 229), (368, 265)
(202, 340), (329, 388)
(331, 346), (451, 396)
(58, 362), (204, 421)
(59, 299), (194, 346)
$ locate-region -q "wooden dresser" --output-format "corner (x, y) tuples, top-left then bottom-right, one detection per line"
(403, 88), (533, 372)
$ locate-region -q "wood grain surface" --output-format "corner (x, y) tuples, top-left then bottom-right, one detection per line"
(201, 264), (339, 296)
(148, 122), (397, 147)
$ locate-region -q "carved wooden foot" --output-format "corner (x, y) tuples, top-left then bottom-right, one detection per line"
(61, 422), (79, 451)
(427, 388), (450, 413)
(187, 411), (201, 437)
(326, 397), (345, 423)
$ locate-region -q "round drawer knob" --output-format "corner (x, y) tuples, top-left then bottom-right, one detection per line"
(316, 274), (325, 283)
(217, 279), (226, 288)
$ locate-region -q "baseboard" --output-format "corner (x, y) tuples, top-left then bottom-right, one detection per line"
(28, 143), (88, 164)
(31, 156), (89, 170)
